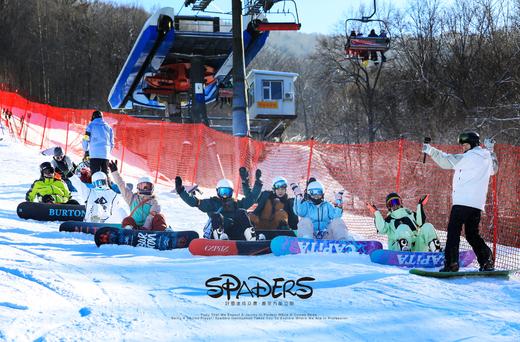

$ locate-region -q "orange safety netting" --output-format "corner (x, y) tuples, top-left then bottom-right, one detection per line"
(1, 90), (519, 269)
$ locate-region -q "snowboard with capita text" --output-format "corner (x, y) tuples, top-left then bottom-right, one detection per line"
(270, 236), (383, 256)
(17, 201), (86, 221)
(59, 221), (120, 235)
(370, 249), (476, 268)
(188, 238), (272, 256)
(409, 268), (517, 278)
(94, 227), (198, 250)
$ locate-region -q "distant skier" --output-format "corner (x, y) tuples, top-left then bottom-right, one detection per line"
(240, 169), (298, 230)
(26, 162), (79, 204)
(109, 160), (168, 231)
(175, 169), (263, 240)
(366, 192), (442, 252)
(423, 131), (498, 272)
(291, 180), (349, 240)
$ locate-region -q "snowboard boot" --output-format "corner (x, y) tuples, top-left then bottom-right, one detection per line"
(428, 239), (443, 252)
(244, 227), (257, 241)
(479, 258), (495, 272)
(398, 239), (411, 252)
(212, 228), (229, 240)
(439, 262), (459, 272)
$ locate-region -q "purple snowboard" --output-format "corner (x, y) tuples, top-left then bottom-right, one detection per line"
(370, 249), (476, 268)
(270, 236), (383, 256)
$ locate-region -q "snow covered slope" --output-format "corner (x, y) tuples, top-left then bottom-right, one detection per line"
(0, 138), (519, 341)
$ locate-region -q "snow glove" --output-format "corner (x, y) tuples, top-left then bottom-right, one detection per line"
(484, 138), (496, 152)
(365, 201), (377, 214)
(290, 183), (302, 197)
(108, 160), (118, 173)
(334, 190), (344, 208)
(175, 176), (184, 194)
(239, 167), (249, 182)
(255, 169), (262, 182)
(422, 143), (432, 155)
(418, 194), (430, 206)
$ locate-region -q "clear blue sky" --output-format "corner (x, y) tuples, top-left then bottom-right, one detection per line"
(112, 0), (412, 34)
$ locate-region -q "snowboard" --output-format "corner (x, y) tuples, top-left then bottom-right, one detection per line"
(409, 268), (517, 278)
(59, 221), (121, 235)
(94, 227), (199, 250)
(188, 238), (272, 256)
(370, 249), (476, 268)
(17, 201), (86, 221)
(270, 236), (383, 256)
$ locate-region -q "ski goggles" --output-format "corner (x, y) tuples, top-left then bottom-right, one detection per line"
(137, 182), (153, 192)
(308, 188), (324, 197)
(273, 180), (288, 189)
(93, 179), (108, 189)
(42, 168), (55, 177)
(217, 187), (233, 198)
(386, 197), (402, 208)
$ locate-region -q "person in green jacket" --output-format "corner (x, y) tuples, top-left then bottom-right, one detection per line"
(26, 162), (73, 204)
(366, 192), (442, 252)
(175, 170), (263, 240)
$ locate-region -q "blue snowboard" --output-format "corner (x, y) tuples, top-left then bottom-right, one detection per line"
(370, 249), (476, 268)
(270, 236), (383, 256)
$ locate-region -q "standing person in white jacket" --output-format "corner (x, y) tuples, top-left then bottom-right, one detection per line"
(422, 131), (498, 272)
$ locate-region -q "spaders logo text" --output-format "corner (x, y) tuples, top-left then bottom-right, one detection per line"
(205, 274), (315, 300)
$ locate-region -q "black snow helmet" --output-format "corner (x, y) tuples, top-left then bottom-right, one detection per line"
(53, 146), (64, 157)
(40, 161), (54, 176)
(458, 131), (480, 148)
(91, 110), (103, 121)
(385, 192), (402, 209)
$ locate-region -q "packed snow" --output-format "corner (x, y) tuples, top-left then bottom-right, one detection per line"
(0, 137), (519, 341)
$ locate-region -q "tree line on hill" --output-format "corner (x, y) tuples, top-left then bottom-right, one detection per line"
(0, 0), (518, 144)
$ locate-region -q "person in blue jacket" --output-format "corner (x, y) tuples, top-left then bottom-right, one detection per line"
(82, 110), (114, 175)
(291, 180), (350, 240)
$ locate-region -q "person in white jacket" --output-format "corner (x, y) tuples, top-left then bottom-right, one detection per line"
(423, 131), (498, 272)
(71, 171), (127, 223)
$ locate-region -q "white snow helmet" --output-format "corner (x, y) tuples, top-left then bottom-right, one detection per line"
(92, 171), (108, 190)
(272, 176), (288, 190)
(307, 181), (324, 196)
(216, 178), (234, 199)
(307, 180), (324, 205)
(137, 176), (154, 195)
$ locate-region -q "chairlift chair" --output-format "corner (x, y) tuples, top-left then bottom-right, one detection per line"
(252, 0), (301, 31)
(344, 0), (390, 58)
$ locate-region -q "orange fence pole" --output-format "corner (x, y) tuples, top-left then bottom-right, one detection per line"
(119, 117), (127, 174)
(64, 111), (71, 154)
(306, 137), (315, 181)
(191, 124), (203, 185)
(39, 114), (48, 149)
(154, 121), (165, 183)
(396, 137), (404, 192)
(492, 175), (499, 261)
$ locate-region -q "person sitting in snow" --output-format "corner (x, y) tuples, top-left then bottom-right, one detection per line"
(26, 162), (79, 204)
(365, 192), (442, 252)
(50, 146), (77, 192)
(71, 170), (126, 223)
(108, 160), (167, 231)
(240, 168), (298, 230)
(291, 180), (350, 240)
(175, 169), (263, 240)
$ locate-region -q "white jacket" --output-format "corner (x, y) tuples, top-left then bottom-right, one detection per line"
(429, 146), (498, 210)
(70, 175), (128, 223)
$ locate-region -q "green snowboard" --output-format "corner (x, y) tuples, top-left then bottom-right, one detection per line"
(410, 268), (517, 279)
